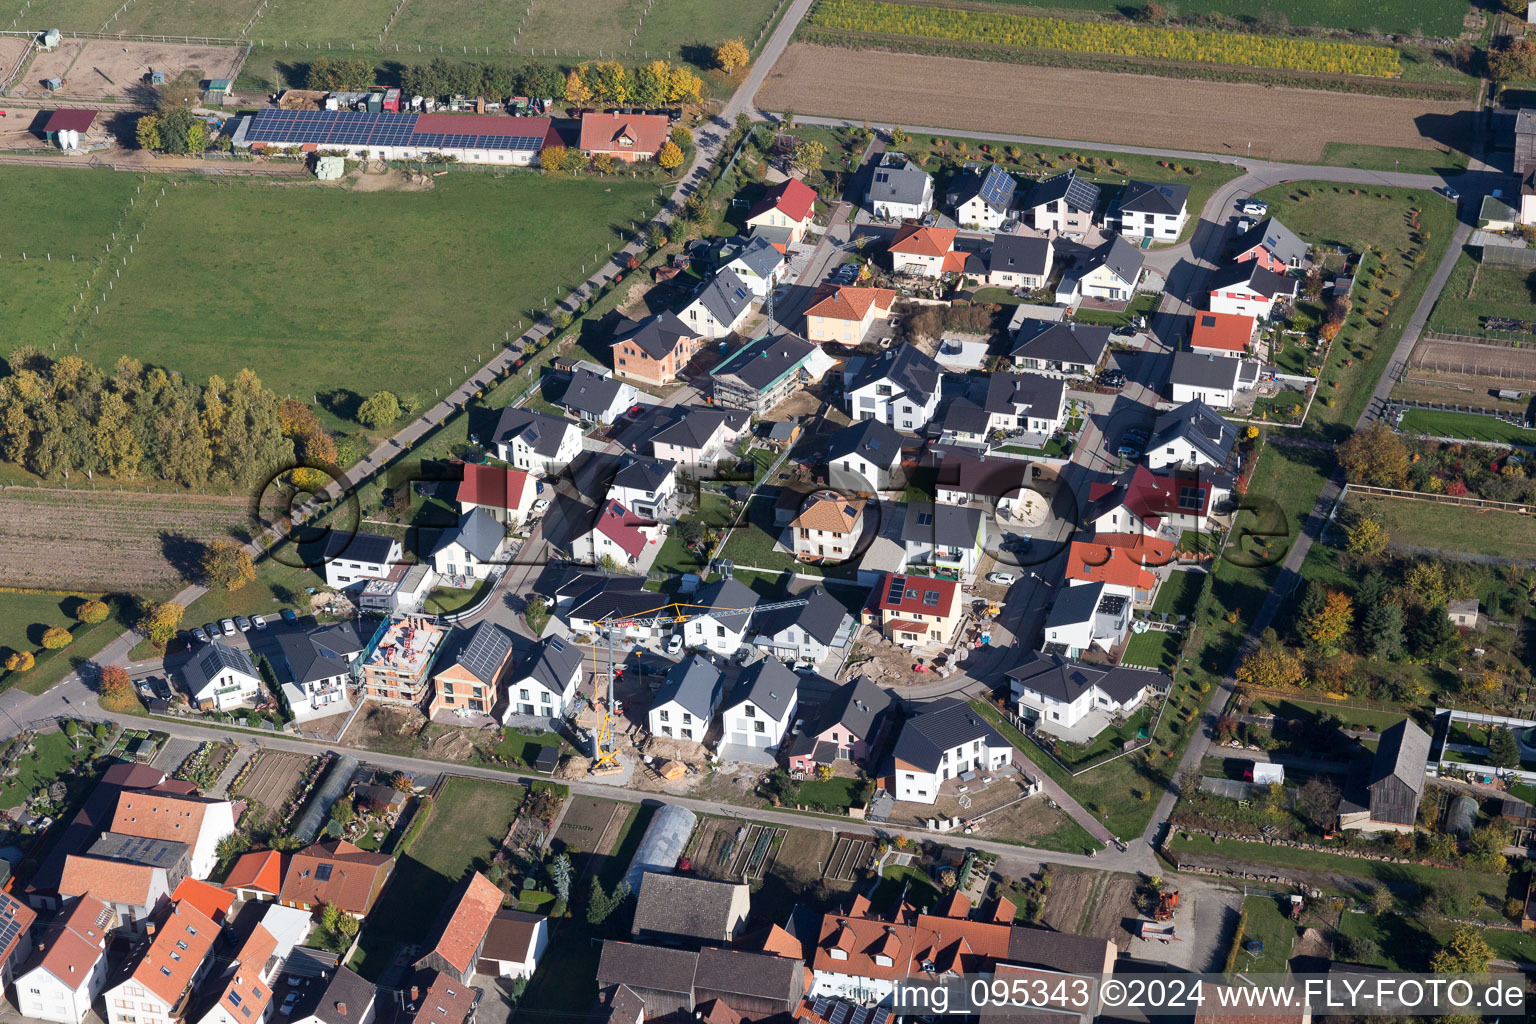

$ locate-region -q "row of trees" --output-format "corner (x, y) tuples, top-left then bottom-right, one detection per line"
(305, 55), (706, 106)
(397, 58), (565, 102)
(563, 59), (702, 107)
(135, 107), (206, 155)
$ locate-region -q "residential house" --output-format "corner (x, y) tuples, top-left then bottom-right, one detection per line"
(1010, 318), (1109, 378)
(888, 697), (1014, 804)
(59, 843), (181, 933)
(320, 533), (403, 590)
(563, 577), (665, 642)
(1065, 533), (1175, 606)
(751, 586), (857, 666)
(562, 368), (638, 426)
(791, 491), (866, 563)
(610, 312), (700, 387)
(631, 873), (750, 947)
(710, 333), (833, 417)
(888, 223), (965, 278)
(1023, 170), (1100, 236)
(429, 621), (514, 718)
(647, 656), (723, 743)
(221, 852), (283, 904)
(723, 235), (789, 300)
(682, 578), (760, 656)
(930, 452), (1039, 512)
(1189, 310), (1256, 358)
(608, 457), (676, 520)
(946, 163), (1015, 231)
(595, 942), (803, 1020)
(576, 500), (661, 569)
(473, 911), (547, 982)
(1207, 260), (1298, 320)
(578, 113), (669, 162)
(286, 967), (375, 1024)
(1078, 235), (1145, 303)
(1085, 464), (1232, 538)
(111, 786), (235, 880)
(0, 890), (35, 988)
(1169, 351), (1254, 409)
(502, 636), (582, 723)
(15, 896), (110, 1024)
(1146, 400), (1236, 472)
(1340, 720), (1431, 833)
(985, 234), (1053, 292)
(405, 970), (479, 1024)
(982, 372), (1067, 437)
(940, 395), (995, 448)
(177, 642), (262, 713)
(826, 418), (904, 493)
(102, 900), (220, 1024)
(721, 657), (800, 752)
(745, 178), (817, 245)
(274, 623), (364, 724)
(278, 841), (393, 918)
(844, 344), (942, 432)
(193, 924), (279, 1024)
(429, 507), (511, 580)
(1038, 581), (1130, 659)
(594, 984), (645, 1024)
(25, 764), (170, 913)
(803, 286), (896, 346)
(455, 463), (536, 526)
(875, 573), (961, 649)
(415, 872), (503, 985)
(1117, 180), (1190, 241)
(357, 563), (435, 617)
(1008, 652), (1166, 736)
(492, 407), (584, 476)
(786, 675), (892, 774)
(358, 615), (447, 707)
(902, 501), (986, 578)
(169, 880), (231, 929)
(866, 153), (934, 221)
(650, 407), (748, 471)
(1231, 216), (1306, 272)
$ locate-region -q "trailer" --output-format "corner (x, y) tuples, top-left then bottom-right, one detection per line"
(1244, 762), (1285, 785)
(383, 88), (401, 112)
(1139, 921), (1179, 943)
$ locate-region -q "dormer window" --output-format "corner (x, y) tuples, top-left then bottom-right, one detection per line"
(829, 947), (848, 960)
(874, 954), (893, 967)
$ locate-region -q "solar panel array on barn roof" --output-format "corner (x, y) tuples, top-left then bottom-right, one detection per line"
(243, 109), (549, 152)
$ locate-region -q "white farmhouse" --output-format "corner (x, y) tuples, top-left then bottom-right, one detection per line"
(1145, 400), (1236, 472)
(680, 268), (756, 339)
(274, 622), (364, 724)
(1007, 651), (1166, 737)
(1117, 180), (1190, 241)
(647, 656), (723, 744)
(321, 533), (403, 590)
(492, 407), (584, 476)
(845, 345), (942, 433)
(608, 457), (677, 521)
(682, 578), (760, 656)
(866, 153), (934, 221)
(177, 642), (262, 712)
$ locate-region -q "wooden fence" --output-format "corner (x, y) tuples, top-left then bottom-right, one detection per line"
(1343, 482), (1536, 515)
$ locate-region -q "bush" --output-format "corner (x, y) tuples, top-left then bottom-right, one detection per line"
(4, 651), (34, 673)
(40, 627), (72, 650)
(356, 391), (403, 430)
(76, 599), (110, 624)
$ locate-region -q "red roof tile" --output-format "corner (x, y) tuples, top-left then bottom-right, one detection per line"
(224, 850), (285, 897)
(593, 500), (655, 559)
(25, 896), (108, 987)
(1066, 533), (1174, 591)
(890, 223), (958, 258)
(44, 109), (96, 133)
(172, 878), (235, 924)
(419, 872), (503, 977)
(877, 573), (957, 618)
(214, 924), (278, 1021)
(456, 463), (533, 512)
(0, 891), (36, 964)
(126, 900), (219, 1007)
(279, 840), (393, 916)
(415, 114), (554, 141)
(804, 285), (896, 323)
(111, 786), (215, 844)
(59, 854), (156, 907)
(748, 178), (817, 224)
(1190, 311), (1255, 353)
(577, 113), (670, 156)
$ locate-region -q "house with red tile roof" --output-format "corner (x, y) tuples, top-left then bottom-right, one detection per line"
(111, 786), (237, 880)
(278, 841), (393, 919)
(414, 872), (503, 985)
(170, 879), (234, 926)
(104, 900), (221, 1024)
(577, 500), (662, 569)
(746, 178), (818, 245)
(889, 224), (966, 279)
(803, 286), (897, 346)
(455, 463), (536, 526)
(1085, 464), (1232, 539)
(0, 890), (37, 988)
(15, 895), (111, 1024)
(1065, 533), (1174, 605)
(193, 923), (279, 1024)
(223, 851), (285, 904)
(874, 573), (961, 649)
(1189, 311), (1255, 358)
(578, 113), (670, 163)
(59, 853), (173, 933)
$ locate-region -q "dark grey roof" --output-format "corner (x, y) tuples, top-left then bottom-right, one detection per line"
(514, 636), (582, 693)
(613, 456), (675, 493)
(323, 531), (396, 565)
(87, 832), (189, 870)
(989, 234), (1051, 277)
(306, 966), (375, 1024)
(1119, 180), (1190, 216)
(808, 675), (892, 741)
(730, 235), (786, 279)
(847, 343), (941, 405)
(1232, 216), (1306, 267)
(567, 580), (663, 625)
(1027, 169), (1100, 213)
(541, 492), (601, 554)
(568, 450), (622, 500)
(552, 570), (644, 603)
(929, 451), (1033, 499)
(596, 941), (697, 997)
(613, 311), (696, 361)
(947, 163), (1015, 214)
(1007, 651), (1166, 705)
(443, 621), (514, 685)
(903, 501), (984, 548)
(694, 946), (802, 1004)
(181, 640), (258, 692)
(1208, 260), (1297, 299)
(727, 657), (799, 720)
(694, 268), (754, 326)
(631, 873), (744, 942)
(983, 372), (1065, 419)
(1170, 351), (1241, 391)
(694, 577), (760, 617)
(1044, 581), (1105, 630)
(891, 697), (1006, 772)
(493, 406), (574, 458)
(1149, 400), (1236, 465)
(565, 368), (627, 417)
(869, 158), (932, 207)
(650, 406), (733, 452)
(826, 418), (903, 468)
(600, 984), (646, 1024)
(451, 506), (507, 562)
(941, 397), (989, 436)
(1088, 235), (1145, 287)
(712, 333), (816, 391)
(653, 655), (723, 720)
(276, 622), (365, 686)
(1007, 927), (1113, 975)
(1370, 720), (1430, 796)
(1517, 108), (1536, 136)
(1009, 319), (1110, 365)
(751, 585), (851, 646)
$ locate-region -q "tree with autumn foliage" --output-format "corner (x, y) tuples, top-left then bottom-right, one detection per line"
(4, 651), (33, 673)
(563, 69), (591, 104)
(98, 664), (141, 712)
(202, 540), (256, 591)
(41, 627), (72, 651)
(1345, 511), (1389, 558)
(136, 600), (183, 651)
(1338, 422), (1408, 488)
(1303, 590), (1353, 654)
(75, 599), (110, 624)
(1236, 640), (1305, 691)
(713, 38), (750, 73)
(656, 140), (684, 171)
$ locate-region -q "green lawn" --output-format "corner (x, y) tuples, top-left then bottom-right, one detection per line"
(1318, 143), (1468, 177)
(68, 171), (658, 435)
(1397, 408), (1536, 445)
(718, 494), (796, 572)
(1150, 570), (1204, 619)
(253, 0), (400, 44)
(420, 579), (491, 616)
(492, 730), (568, 769)
(1426, 248), (1536, 338)
(0, 593), (136, 697)
(1347, 492), (1536, 561)
(1248, 696), (1409, 733)
(1231, 894), (1298, 974)
(1050, 705), (1154, 770)
(1068, 292), (1161, 328)
(632, 0), (783, 61)
(1120, 629), (1181, 672)
(872, 862), (939, 913)
(1338, 909), (1536, 970)
(0, 729), (94, 810)
(975, 0), (1465, 37)
(101, 0), (257, 36)
(796, 775), (864, 812)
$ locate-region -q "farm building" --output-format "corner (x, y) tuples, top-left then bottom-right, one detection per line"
(1340, 719), (1431, 832)
(42, 109), (97, 150)
(234, 110), (558, 166)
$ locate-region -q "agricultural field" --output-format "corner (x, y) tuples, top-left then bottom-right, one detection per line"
(632, 0), (783, 58)
(69, 171), (660, 434)
(231, 751), (317, 819)
(250, 0), (399, 45)
(97, 0), (260, 39)
(1425, 248), (1536, 338)
(982, 0), (1468, 39)
(757, 44), (1473, 162)
(807, 0), (1402, 76)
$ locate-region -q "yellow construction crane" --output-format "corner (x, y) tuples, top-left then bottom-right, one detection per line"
(587, 596), (810, 773)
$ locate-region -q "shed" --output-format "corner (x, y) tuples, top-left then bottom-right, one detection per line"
(622, 804), (696, 894)
(40, 28), (60, 48)
(1446, 794), (1478, 838)
(204, 78), (231, 105)
(43, 77), (62, 91)
(1366, 719), (1431, 829)
(1448, 598), (1480, 629)
(1245, 762), (1284, 785)
(43, 109), (96, 149)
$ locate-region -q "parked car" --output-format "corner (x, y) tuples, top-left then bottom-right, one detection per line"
(532, 498), (550, 514)
(1112, 325), (1138, 338)
(280, 608), (298, 623)
(1435, 185), (1460, 202)
(191, 627), (209, 643)
(203, 622), (220, 638)
(220, 618), (237, 636)
(1240, 198), (1268, 216)
(986, 572), (1017, 585)
(236, 616), (252, 632)
(665, 633), (684, 656)
(1117, 443), (1144, 459)
(252, 615), (268, 631)
(1100, 370), (1126, 389)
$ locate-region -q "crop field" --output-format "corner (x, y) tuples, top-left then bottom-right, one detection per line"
(757, 44), (1470, 161)
(807, 0), (1401, 76)
(0, 489), (246, 592)
(980, 0), (1465, 39)
(232, 751), (316, 817)
(60, 171), (658, 434)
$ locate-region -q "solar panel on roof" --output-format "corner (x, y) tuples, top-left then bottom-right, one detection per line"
(979, 165), (1012, 206)
(886, 575), (907, 605)
(1178, 485), (1202, 509)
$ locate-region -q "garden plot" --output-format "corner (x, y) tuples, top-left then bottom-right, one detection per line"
(232, 751), (318, 818)
(553, 796), (626, 861)
(688, 818), (787, 881)
(824, 833), (873, 882)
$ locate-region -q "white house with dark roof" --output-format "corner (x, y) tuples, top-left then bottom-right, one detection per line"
(681, 268), (755, 339)
(609, 457), (676, 520)
(946, 163), (1016, 231)
(503, 636), (583, 722)
(649, 406), (746, 470)
(1009, 319), (1110, 378)
(15, 895), (110, 1024)
(826, 418), (904, 493)
(723, 236), (789, 299)
(274, 622), (364, 723)
(751, 585), (857, 665)
(1007, 651), (1165, 735)
(492, 407), (584, 476)
(563, 368), (638, 426)
(682, 577), (760, 656)
(902, 501), (986, 578)
(710, 333), (833, 417)
(889, 697), (1014, 804)
(1039, 580), (1129, 659)
(576, 500), (662, 569)
(1169, 351), (1257, 409)
(178, 641), (262, 712)
(845, 345), (942, 432)
(429, 507), (511, 580)
(1023, 170), (1099, 236)
(1207, 260), (1299, 320)
(1146, 400), (1236, 471)
(866, 153), (934, 221)
(480, 910), (548, 980)
(984, 234), (1053, 292)
(939, 397), (990, 448)
(1079, 235), (1146, 303)
(982, 372), (1067, 436)
(321, 533), (403, 590)
(287, 965), (376, 1024)
(721, 657), (800, 752)
(648, 655), (723, 743)
(1117, 180), (1190, 241)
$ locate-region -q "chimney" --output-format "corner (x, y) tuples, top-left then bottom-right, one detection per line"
(337, 1003), (348, 1017)
(412, 987), (423, 1003)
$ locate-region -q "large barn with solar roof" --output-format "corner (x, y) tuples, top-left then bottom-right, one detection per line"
(233, 110), (560, 166)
